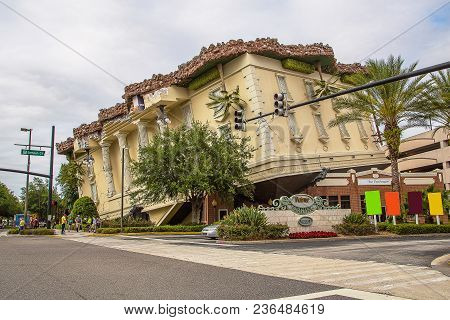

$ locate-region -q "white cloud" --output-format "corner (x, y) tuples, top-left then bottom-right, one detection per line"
(0, 0), (448, 194)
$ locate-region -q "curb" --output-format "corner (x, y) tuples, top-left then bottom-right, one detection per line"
(431, 254), (450, 277)
(220, 233), (450, 245)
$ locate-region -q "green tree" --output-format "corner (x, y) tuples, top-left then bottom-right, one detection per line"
(0, 181), (22, 218)
(329, 55), (435, 191)
(57, 159), (85, 209)
(410, 70), (450, 130)
(20, 177), (60, 219)
(72, 196), (98, 220)
(131, 121), (254, 223)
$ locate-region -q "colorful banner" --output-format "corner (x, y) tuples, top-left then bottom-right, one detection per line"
(385, 192), (400, 216)
(428, 192), (444, 216)
(365, 191), (382, 215)
(407, 192), (423, 215)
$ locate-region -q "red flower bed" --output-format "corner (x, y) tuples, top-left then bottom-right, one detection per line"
(289, 231), (337, 239)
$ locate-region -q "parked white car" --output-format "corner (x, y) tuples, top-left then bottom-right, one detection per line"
(201, 225), (219, 239)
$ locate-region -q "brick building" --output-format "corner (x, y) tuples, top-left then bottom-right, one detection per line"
(301, 168), (447, 223)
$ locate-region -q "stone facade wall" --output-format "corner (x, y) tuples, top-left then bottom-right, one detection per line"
(263, 209), (351, 233)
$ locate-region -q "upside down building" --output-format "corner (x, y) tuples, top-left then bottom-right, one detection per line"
(57, 38), (441, 225)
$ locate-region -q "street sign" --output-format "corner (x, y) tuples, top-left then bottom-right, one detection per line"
(21, 149), (45, 156)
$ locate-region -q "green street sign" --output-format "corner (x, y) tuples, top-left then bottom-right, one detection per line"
(21, 149), (45, 156)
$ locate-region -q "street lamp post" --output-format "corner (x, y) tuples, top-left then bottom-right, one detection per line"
(21, 128), (32, 227)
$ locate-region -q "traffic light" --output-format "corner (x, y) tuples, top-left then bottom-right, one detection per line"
(234, 109), (246, 131)
(274, 93), (287, 116)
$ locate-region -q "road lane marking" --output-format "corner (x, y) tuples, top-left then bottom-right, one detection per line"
(278, 288), (406, 300)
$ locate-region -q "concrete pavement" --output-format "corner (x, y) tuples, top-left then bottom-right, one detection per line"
(64, 233), (450, 300)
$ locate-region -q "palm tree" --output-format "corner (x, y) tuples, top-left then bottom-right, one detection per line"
(409, 70), (449, 131)
(328, 55), (435, 192)
(206, 86), (246, 122)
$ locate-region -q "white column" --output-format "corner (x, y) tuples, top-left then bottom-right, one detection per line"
(136, 120), (150, 149)
(116, 132), (132, 191)
(100, 141), (116, 197)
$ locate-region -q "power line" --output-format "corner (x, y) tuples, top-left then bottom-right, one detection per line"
(0, 0), (127, 86)
(360, 1), (449, 62)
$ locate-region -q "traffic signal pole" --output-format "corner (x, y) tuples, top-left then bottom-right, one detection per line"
(23, 129), (32, 226)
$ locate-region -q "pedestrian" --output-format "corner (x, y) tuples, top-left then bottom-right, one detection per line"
(92, 217), (97, 233)
(75, 215), (82, 232)
(61, 214), (67, 235)
(19, 218), (25, 233)
(87, 217), (92, 232)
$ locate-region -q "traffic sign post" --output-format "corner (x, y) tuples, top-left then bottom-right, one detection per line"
(21, 149), (45, 156)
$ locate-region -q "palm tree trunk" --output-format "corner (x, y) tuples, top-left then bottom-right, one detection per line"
(389, 150), (401, 192)
(384, 125), (402, 192)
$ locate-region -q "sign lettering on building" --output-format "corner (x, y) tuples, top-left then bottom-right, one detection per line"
(357, 178), (392, 186)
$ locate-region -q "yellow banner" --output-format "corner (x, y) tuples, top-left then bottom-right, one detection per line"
(428, 192), (444, 216)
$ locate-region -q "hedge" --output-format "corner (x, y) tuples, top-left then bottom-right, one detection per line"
(333, 223), (375, 236)
(97, 225), (206, 234)
(281, 58), (315, 74)
(8, 228), (54, 235)
(386, 224), (450, 235)
(217, 224), (288, 241)
(187, 67), (220, 90)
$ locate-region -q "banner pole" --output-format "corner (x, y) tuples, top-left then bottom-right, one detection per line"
(436, 216), (441, 225)
(393, 216), (396, 225)
(374, 215), (378, 232)
(415, 214), (419, 225)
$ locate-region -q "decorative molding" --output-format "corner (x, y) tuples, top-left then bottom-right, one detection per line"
(259, 194), (340, 215)
(100, 140), (116, 198)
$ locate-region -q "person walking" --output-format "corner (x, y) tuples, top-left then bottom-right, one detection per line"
(19, 218), (25, 233)
(76, 215), (82, 232)
(87, 217), (92, 232)
(92, 217), (97, 233)
(61, 214), (67, 235)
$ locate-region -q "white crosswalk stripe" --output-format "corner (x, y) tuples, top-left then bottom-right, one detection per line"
(63, 235), (450, 300)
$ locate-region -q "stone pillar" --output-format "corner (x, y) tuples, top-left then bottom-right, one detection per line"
(116, 132), (132, 191)
(86, 159), (98, 204)
(100, 141), (116, 197)
(136, 120), (150, 149)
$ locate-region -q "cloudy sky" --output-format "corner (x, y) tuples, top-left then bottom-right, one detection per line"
(0, 0), (449, 195)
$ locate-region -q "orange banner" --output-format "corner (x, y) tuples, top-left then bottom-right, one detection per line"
(385, 192), (401, 216)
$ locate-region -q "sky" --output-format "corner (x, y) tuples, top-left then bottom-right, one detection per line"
(0, 0), (449, 196)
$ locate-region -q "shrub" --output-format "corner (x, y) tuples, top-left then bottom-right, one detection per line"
(8, 228), (19, 234)
(217, 224), (288, 241)
(333, 223), (375, 236)
(386, 223), (450, 235)
(377, 222), (388, 231)
(333, 213), (375, 235)
(102, 216), (155, 228)
(96, 225), (205, 234)
(187, 67), (220, 90)
(289, 231), (337, 239)
(343, 213), (370, 224)
(8, 228), (54, 235)
(281, 58), (315, 74)
(221, 206), (267, 229)
(72, 196), (98, 220)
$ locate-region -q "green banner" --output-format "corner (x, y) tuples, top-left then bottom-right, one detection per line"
(365, 190), (382, 215)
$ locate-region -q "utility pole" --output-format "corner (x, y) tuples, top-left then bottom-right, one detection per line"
(21, 128), (32, 227)
(46, 126), (55, 227)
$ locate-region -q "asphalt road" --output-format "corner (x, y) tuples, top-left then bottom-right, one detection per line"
(0, 236), (336, 300)
(126, 234), (450, 267)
